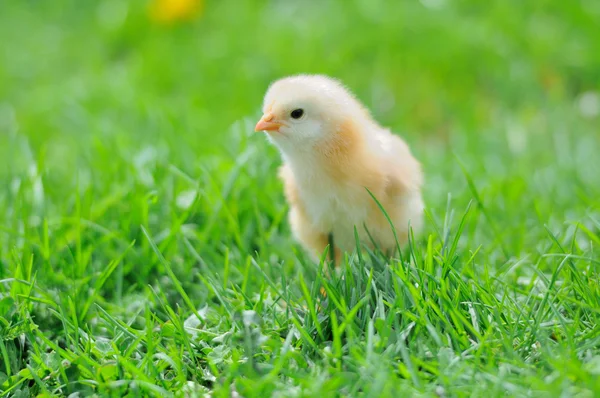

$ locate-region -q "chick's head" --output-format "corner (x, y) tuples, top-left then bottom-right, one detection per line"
(255, 75), (370, 152)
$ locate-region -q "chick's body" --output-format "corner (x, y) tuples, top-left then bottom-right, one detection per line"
(256, 75), (423, 261)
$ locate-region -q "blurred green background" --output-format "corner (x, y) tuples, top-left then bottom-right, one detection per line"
(2, 0), (599, 261)
(2, 0), (599, 170)
(1, 0), (600, 396)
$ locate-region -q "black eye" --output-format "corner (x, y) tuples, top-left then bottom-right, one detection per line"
(290, 109), (304, 119)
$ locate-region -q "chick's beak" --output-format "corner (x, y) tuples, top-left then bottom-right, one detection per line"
(255, 113), (282, 132)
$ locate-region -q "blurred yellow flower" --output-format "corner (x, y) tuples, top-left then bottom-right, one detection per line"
(149, 0), (203, 24)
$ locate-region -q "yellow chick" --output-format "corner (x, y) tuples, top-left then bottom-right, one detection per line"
(255, 75), (423, 263)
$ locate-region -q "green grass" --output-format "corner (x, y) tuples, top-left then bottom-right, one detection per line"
(1, 0), (600, 396)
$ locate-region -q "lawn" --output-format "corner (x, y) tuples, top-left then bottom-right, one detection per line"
(1, 0), (600, 396)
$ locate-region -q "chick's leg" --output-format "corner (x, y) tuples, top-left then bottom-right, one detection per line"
(289, 206), (341, 265)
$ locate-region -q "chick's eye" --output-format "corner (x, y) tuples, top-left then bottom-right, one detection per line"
(290, 109), (304, 119)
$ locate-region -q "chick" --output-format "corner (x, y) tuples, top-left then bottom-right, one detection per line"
(255, 75), (423, 263)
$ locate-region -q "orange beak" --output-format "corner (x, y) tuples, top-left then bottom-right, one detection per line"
(254, 113), (282, 132)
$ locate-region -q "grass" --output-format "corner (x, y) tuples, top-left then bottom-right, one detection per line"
(1, 0), (600, 396)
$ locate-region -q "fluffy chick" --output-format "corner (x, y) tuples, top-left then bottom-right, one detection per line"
(255, 75), (423, 263)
